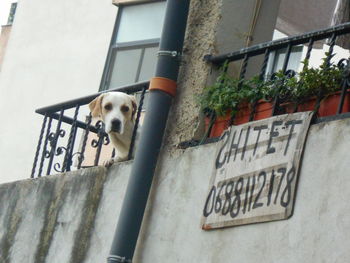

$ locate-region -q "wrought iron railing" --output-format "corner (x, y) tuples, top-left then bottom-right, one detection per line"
(204, 22), (350, 127)
(31, 81), (148, 178)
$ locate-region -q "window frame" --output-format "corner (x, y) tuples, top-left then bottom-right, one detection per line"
(266, 45), (304, 76)
(99, 1), (165, 91)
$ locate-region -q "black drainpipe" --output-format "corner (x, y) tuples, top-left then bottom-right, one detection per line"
(107, 1), (190, 262)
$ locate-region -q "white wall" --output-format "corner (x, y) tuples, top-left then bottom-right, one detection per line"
(0, 0), (117, 183)
(136, 117), (350, 262)
(1, 117), (350, 262)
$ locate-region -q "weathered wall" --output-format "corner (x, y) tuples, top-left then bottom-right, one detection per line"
(0, 0), (117, 184)
(165, 0), (281, 154)
(0, 0), (282, 184)
(1, 118), (350, 262)
(0, 163), (131, 263)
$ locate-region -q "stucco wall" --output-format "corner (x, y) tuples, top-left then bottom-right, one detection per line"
(164, 0), (281, 156)
(136, 118), (350, 262)
(1, 117), (350, 262)
(0, 0), (117, 184)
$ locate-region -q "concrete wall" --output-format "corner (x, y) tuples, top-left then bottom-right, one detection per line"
(0, 0), (117, 184)
(1, 117), (350, 262)
(0, 164), (131, 263)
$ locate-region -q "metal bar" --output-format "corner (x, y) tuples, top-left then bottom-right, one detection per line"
(337, 77), (349, 114)
(325, 33), (337, 67)
(38, 117), (52, 177)
(304, 38), (314, 62)
(46, 109), (64, 176)
(259, 48), (270, 79)
(271, 44), (292, 116)
(315, 33), (337, 113)
(206, 111), (217, 138)
(30, 114), (48, 178)
(239, 54), (249, 81)
(250, 48), (270, 122)
(62, 105), (80, 172)
(94, 124), (106, 167)
(205, 22), (350, 65)
(281, 43), (292, 73)
(77, 114), (92, 169)
(67, 122), (79, 171)
(49, 112), (98, 133)
(36, 81), (149, 114)
(128, 87), (146, 160)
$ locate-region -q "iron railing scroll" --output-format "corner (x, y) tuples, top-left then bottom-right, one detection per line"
(30, 81), (149, 178)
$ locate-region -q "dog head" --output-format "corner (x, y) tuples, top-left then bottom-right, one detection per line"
(89, 92), (137, 134)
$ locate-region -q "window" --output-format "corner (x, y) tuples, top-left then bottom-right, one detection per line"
(266, 30), (303, 76)
(268, 46), (303, 74)
(100, 1), (166, 91)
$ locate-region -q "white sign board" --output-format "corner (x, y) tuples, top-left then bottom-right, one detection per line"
(201, 112), (314, 230)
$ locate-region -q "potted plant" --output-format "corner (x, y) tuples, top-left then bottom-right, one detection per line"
(199, 70), (271, 137)
(200, 53), (350, 138)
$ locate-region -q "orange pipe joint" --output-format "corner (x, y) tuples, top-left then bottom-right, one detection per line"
(149, 77), (177, 97)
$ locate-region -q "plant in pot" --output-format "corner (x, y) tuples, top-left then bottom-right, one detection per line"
(293, 55), (346, 116)
(199, 69), (265, 137)
(271, 54), (345, 116)
(200, 53), (348, 138)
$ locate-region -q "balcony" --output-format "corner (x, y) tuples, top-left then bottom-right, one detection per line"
(30, 81), (148, 178)
(31, 22), (350, 178)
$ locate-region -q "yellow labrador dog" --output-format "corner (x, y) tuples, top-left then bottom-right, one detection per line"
(89, 92), (137, 165)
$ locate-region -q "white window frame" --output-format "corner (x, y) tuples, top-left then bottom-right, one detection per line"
(99, 0), (165, 91)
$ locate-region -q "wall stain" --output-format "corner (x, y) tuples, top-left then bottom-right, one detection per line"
(69, 168), (107, 263)
(33, 177), (68, 263)
(0, 183), (24, 263)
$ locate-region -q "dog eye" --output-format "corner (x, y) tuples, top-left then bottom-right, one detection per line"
(104, 103), (112, 111)
(121, 105), (129, 112)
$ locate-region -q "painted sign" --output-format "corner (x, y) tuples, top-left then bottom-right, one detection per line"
(201, 112), (314, 230)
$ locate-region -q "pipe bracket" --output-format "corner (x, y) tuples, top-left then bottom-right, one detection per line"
(157, 50), (181, 59)
(108, 255), (132, 263)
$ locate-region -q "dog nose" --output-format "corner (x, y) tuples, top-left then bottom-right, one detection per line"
(111, 118), (121, 132)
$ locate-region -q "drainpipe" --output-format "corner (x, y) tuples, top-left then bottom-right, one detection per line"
(107, 1), (190, 262)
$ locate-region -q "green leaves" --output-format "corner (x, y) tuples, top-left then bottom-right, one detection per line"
(199, 54), (343, 117)
(199, 70), (259, 117)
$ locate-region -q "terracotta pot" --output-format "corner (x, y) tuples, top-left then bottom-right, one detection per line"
(234, 100), (273, 125)
(205, 92), (350, 138)
(204, 112), (231, 138)
(318, 91), (350, 116)
(205, 101), (273, 138)
(283, 91), (350, 117)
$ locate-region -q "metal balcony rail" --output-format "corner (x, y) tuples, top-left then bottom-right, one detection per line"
(204, 22), (350, 127)
(31, 81), (149, 178)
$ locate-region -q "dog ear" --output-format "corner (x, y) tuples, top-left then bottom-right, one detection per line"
(89, 94), (105, 118)
(129, 95), (138, 120)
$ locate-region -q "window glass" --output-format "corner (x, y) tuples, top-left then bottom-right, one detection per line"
(116, 1), (166, 43)
(109, 49), (142, 88)
(272, 46), (303, 73)
(138, 46), (159, 81)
